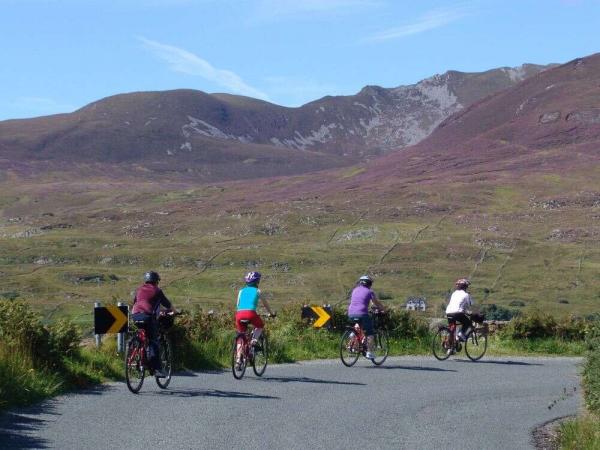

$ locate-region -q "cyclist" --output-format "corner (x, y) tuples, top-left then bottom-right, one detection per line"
(446, 278), (474, 349)
(131, 271), (175, 377)
(235, 271), (275, 369)
(348, 275), (386, 360)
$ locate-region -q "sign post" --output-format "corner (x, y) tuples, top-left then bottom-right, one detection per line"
(94, 302), (102, 348)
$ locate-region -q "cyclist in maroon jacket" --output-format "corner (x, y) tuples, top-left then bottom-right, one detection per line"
(131, 271), (175, 377)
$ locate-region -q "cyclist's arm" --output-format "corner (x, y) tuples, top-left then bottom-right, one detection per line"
(157, 289), (174, 311)
(371, 293), (386, 312)
(260, 298), (275, 316)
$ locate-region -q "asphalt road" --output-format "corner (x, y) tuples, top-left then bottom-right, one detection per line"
(0, 356), (582, 450)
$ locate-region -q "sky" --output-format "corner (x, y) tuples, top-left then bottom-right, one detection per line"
(1, 0), (599, 120)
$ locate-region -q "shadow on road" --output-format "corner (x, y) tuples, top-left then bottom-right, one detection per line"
(148, 389), (280, 400)
(175, 369), (225, 377)
(252, 376), (366, 386)
(363, 365), (457, 372)
(0, 404), (58, 449)
(454, 359), (543, 366)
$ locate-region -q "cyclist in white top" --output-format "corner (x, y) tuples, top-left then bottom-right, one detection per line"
(446, 278), (474, 342)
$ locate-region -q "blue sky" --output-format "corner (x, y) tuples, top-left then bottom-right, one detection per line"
(1, 0), (599, 120)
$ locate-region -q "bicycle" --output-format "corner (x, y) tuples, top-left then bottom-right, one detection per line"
(231, 315), (271, 380)
(125, 311), (175, 393)
(340, 309), (389, 367)
(432, 313), (488, 362)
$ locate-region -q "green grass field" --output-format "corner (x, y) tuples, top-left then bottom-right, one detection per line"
(0, 169), (599, 330)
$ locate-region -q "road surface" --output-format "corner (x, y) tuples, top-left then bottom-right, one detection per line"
(0, 356), (582, 449)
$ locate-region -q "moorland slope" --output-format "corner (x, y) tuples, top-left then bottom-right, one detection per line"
(0, 64), (550, 182)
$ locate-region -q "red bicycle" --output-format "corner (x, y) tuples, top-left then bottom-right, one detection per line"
(125, 311), (175, 393)
(432, 313), (488, 361)
(231, 316), (271, 380)
(339, 310), (389, 367)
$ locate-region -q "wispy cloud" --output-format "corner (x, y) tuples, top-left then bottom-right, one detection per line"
(364, 5), (470, 42)
(138, 37), (270, 100)
(252, 0), (381, 21)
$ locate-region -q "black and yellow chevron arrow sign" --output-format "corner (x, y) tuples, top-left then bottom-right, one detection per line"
(94, 305), (129, 334)
(301, 305), (332, 329)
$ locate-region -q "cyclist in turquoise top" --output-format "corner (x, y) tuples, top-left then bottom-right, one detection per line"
(235, 272), (275, 368)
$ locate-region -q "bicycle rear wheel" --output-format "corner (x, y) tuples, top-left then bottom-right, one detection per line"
(465, 328), (487, 361)
(232, 335), (247, 379)
(125, 337), (146, 393)
(371, 330), (389, 366)
(340, 329), (360, 367)
(155, 335), (173, 389)
(252, 334), (268, 377)
(432, 327), (452, 361)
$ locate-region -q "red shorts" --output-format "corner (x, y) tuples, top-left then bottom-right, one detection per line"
(235, 310), (264, 332)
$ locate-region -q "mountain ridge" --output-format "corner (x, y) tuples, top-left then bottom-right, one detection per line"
(0, 62), (553, 182)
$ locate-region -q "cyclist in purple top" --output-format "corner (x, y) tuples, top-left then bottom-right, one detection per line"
(348, 275), (386, 359)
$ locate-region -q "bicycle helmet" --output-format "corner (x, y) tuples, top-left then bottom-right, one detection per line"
(455, 278), (470, 290)
(244, 271), (261, 284)
(143, 271), (161, 284)
(358, 275), (373, 288)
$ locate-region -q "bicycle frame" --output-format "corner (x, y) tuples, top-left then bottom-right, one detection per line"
(128, 328), (149, 368)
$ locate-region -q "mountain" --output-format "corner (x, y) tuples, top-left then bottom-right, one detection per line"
(363, 53), (600, 184)
(232, 53), (600, 202)
(0, 64), (551, 181)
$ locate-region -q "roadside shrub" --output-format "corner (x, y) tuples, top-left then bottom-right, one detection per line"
(0, 301), (82, 369)
(47, 319), (82, 358)
(501, 310), (557, 339)
(583, 347), (600, 414)
(500, 311), (590, 340)
(481, 304), (518, 321)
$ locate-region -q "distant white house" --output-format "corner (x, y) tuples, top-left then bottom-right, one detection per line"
(405, 298), (427, 311)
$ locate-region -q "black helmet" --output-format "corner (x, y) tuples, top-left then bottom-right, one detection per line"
(358, 275), (373, 288)
(144, 271), (161, 284)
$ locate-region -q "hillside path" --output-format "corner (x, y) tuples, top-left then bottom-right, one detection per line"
(0, 356), (582, 449)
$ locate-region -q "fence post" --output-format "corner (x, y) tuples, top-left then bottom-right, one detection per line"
(94, 302), (102, 348)
(117, 301), (126, 354)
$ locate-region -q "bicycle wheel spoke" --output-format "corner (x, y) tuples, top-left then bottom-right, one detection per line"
(232, 335), (247, 379)
(252, 334), (268, 377)
(155, 336), (173, 389)
(465, 329), (488, 361)
(371, 331), (389, 366)
(125, 337), (146, 393)
(340, 329), (360, 367)
(432, 327), (452, 361)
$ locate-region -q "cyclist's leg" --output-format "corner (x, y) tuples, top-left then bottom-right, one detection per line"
(147, 316), (161, 369)
(234, 311), (250, 361)
(361, 316), (375, 351)
(456, 313), (471, 339)
(132, 313), (160, 369)
(249, 313), (265, 343)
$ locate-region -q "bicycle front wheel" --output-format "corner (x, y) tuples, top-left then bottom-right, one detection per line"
(252, 334), (268, 377)
(155, 335), (173, 389)
(232, 335), (247, 380)
(125, 337), (146, 394)
(432, 327), (452, 361)
(465, 328), (487, 361)
(371, 330), (389, 366)
(340, 329), (360, 367)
